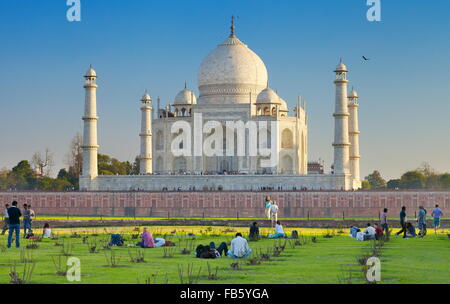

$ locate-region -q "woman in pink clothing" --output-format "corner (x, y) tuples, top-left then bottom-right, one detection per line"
(137, 228), (155, 248)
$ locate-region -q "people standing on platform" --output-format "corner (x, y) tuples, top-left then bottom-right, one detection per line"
(264, 196), (272, 220)
(1, 203), (9, 235)
(270, 201), (279, 227)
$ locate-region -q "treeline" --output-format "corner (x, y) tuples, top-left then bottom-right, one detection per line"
(0, 133), (139, 191)
(362, 163), (450, 190)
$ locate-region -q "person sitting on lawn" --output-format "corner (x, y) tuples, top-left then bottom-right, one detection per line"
(269, 221), (285, 239)
(405, 222), (417, 238)
(364, 223), (376, 241)
(249, 222), (260, 241)
(136, 228), (155, 248)
(374, 223), (383, 240)
(227, 233), (252, 259)
(355, 229), (365, 241)
(154, 237), (166, 247)
(349, 226), (359, 238)
(196, 242), (228, 258)
(42, 223), (52, 238)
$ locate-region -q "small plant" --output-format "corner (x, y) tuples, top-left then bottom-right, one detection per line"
(140, 272), (169, 284)
(230, 262), (240, 270)
(61, 240), (73, 257)
(87, 238), (98, 253)
(247, 257), (261, 265)
(51, 233), (59, 240)
(0, 244), (6, 253)
(129, 249), (146, 263)
(82, 236), (89, 244)
(257, 248), (271, 261)
(19, 249), (34, 263)
(26, 240), (39, 250)
(180, 237), (194, 255)
(52, 255), (67, 276)
(178, 264), (201, 284)
(104, 250), (121, 267)
(9, 261), (35, 284)
(163, 246), (175, 258)
(311, 236), (318, 243)
(70, 232), (81, 239)
(206, 262), (219, 280)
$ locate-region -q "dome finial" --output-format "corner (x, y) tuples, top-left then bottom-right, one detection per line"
(230, 16), (235, 37)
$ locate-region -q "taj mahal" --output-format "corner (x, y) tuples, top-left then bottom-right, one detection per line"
(79, 19), (362, 191)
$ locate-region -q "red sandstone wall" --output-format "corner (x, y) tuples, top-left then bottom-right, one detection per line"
(0, 191), (449, 219)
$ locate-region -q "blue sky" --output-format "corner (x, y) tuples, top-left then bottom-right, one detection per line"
(0, 0), (449, 180)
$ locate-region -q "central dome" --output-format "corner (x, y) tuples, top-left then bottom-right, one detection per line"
(197, 34), (268, 105)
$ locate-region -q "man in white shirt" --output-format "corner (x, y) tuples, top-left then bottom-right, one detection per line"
(1, 203), (9, 235)
(227, 233), (252, 259)
(364, 223), (376, 241)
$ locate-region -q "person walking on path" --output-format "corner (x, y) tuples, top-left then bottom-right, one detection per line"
(395, 206), (407, 238)
(380, 208), (389, 239)
(7, 201), (22, 248)
(264, 196), (272, 220)
(431, 204), (443, 234)
(270, 201), (279, 227)
(417, 206), (427, 237)
(1, 203), (9, 235)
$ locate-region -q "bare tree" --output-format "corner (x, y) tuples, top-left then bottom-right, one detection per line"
(65, 133), (83, 177)
(31, 149), (55, 176)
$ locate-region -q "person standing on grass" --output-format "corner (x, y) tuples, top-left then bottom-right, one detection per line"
(7, 201), (22, 248)
(395, 206), (407, 238)
(417, 206), (427, 237)
(380, 208), (389, 238)
(23, 204), (31, 236)
(270, 201), (279, 227)
(264, 196), (272, 220)
(1, 203), (9, 235)
(431, 204), (443, 234)
(249, 222), (260, 241)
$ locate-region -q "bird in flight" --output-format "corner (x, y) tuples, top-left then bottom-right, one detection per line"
(362, 56), (370, 61)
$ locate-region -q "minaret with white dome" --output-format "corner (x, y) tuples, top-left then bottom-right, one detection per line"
(333, 59), (351, 176)
(81, 65), (99, 179)
(348, 88), (361, 181)
(139, 92), (153, 174)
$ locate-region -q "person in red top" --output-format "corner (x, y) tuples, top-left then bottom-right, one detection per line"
(374, 223), (384, 240)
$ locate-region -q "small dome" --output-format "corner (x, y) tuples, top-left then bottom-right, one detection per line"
(256, 87), (279, 104)
(174, 89), (197, 105)
(85, 65), (97, 77)
(334, 60), (348, 72)
(279, 97), (288, 111)
(348, 89), (358, 99)
(141, 92), (151, 103)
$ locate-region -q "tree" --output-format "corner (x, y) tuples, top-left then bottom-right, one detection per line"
(31, 148), (55, 176)
(387, 179), (401, 189)
(8, 160), (37, 190)
(417, 162), (436, 177)
(361, 180), (371, 189)
(65, 133), (83, 178)
(439, 174), (450, 189)
(399, 171), (426, 189)
(365, 170), (386, 189)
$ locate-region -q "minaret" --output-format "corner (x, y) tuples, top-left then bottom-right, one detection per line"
(139, 92), (153, 174)
(332, 59), (351, 175)
(81, 65), (99, 179)
(348, 88), (361, 181)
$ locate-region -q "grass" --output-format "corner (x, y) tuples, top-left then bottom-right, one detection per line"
(0, 226), (449, 284)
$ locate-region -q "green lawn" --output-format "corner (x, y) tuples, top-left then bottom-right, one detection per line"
(0, 229), (449, 284)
